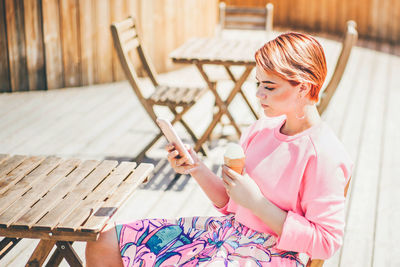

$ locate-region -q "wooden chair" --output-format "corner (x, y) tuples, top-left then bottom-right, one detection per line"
(111, 17), (207, 159)
(217, 2), (274, 36)
(317, 21), (358, 115)
(306, 177), (352, 267)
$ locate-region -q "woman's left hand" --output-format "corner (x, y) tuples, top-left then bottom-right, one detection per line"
(221, 165), (264, 210)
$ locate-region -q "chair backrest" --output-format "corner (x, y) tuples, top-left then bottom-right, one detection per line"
(317, 21), (358, 115)
(217, 2), (273, 35)
(306, 176), (352, 267)
(110, 16), (159, 102)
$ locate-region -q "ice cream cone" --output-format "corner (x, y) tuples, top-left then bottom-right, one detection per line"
(224, 157), (245, 174)
(224, 143), (245, 174)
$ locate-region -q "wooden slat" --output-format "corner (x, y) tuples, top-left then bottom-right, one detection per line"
(0, 155), (45, 195)
(339, 46), (389, 266)
(31, 160), (118, 231)
(11, 160), (101, 228)
(372, 46), (400, 266)
(123, 38), (140, 52)
(54, 162), (137, 231)
(79, 0), (95, 85)
(0, 157), (61, 215)
(23, 0), (46, 90)
(0, 159), (80, 228)
(59, 0), (81, 87)
(111, 0), (127, 81)
(80, 163), (153, 232)
(5, 0), (29, 92)
(0, 227), (97, 242)
(0, 155), (26, 177)
(42, 0), (64, 89)
(0, 0), (11, 92)
(94, 0), (113, 84)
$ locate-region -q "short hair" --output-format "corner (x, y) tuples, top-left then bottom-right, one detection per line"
(255, 32), (327, 102)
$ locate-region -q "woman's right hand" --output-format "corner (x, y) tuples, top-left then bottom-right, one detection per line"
(165, 144), (201, 174)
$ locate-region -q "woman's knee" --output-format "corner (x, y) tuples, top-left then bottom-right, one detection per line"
(85, 224), (122, 266)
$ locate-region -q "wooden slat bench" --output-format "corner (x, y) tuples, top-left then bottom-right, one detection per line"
(0, 154), (153, 266)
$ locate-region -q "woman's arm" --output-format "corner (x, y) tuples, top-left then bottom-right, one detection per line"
(221, 165), (287, 236)
(166, 144), (229, 208)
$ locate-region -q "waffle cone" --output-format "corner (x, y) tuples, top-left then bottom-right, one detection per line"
(224, 157), (245, 174)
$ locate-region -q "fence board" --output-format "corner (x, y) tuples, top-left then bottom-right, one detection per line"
(59, 0), (81, 87)
(78, 0), (94, 86)
(94, 0), (113, 84)
(42, 0), (63, 89)
(5, 0), (29, 92)
(0, 0), (11, 92)
(23, 0), (46, 91)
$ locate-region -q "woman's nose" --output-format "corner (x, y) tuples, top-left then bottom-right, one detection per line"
(256, 89), (266, 99)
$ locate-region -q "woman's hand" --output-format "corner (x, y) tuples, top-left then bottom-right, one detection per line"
(221, 165), (264, 210)
(165, 144), (201, 175)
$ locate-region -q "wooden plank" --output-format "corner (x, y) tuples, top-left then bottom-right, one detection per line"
(0, 0), (11, 92)
(78, 0), (95, 85)
(0, 157), (61, 215)
(54, 162), (137, 231)
(5, 0), (29, 92)
(80, 163), (154, 232)
(59, 0), (81, 87)
(0, 227), (97, 241)
(42, 0), (64, 89)
(0, 155), (26, 177)
(339, 47), (390, 266)
(30, 160), (117, 230)
(2, 83), (117, 154)
(94, 0), (113, 83)
(12, 160), (101, 228)
(23, 0), (46, 91)
(110, 0), (126, 81)
(0, 159), (80, 228)
(0, 155), (45, 195)
(372, 48), (400, 266)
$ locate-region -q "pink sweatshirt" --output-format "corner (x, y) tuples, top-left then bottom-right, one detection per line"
(217, 117), (353, 259)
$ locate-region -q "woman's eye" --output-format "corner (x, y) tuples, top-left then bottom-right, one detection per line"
(256, 81), (274, 91)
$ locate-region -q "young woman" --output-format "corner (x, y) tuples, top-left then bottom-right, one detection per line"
(85, 32), (353, 267)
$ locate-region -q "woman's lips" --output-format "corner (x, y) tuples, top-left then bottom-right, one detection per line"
(261, 104), (269, 108)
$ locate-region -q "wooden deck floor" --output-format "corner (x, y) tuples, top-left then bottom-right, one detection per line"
(0, 33), (399, 266)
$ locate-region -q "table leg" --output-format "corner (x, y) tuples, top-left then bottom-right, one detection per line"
(224, 66), (259, 119)
(0, 237), (21, 260)
(45, 248), (63, 267)
(195, 63), (242, 136)
(26, 240), (56, 267)
(55, 241), (83, 267)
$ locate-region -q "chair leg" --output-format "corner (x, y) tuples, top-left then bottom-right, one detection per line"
(26, 240), (56, 267)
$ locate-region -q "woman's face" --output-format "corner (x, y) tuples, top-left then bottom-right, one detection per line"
(255, 64), (302, 117)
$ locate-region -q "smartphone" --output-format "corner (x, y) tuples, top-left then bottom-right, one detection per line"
(156, 118), (195, 165)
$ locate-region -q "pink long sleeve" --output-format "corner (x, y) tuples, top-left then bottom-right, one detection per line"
(214, 117), (353, 260)
(276, 150), (352, 259)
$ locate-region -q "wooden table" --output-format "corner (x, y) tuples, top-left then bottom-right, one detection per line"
(170, 37), (265, 151)
(0, 154), (153, 266)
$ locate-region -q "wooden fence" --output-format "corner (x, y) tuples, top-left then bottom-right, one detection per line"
(0, 0), (218, 92)
(224, 0), (400, 44)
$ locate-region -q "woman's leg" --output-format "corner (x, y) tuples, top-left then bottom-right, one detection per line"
(85, 223), (123, 267)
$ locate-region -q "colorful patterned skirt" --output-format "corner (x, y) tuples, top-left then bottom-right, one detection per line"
(115, 215), (304, 267)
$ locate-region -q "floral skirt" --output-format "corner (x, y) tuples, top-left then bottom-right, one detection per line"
(115, 215), (304, 267)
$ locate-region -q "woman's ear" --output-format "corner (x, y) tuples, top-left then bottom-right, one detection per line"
(298, 83), (311, 98)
